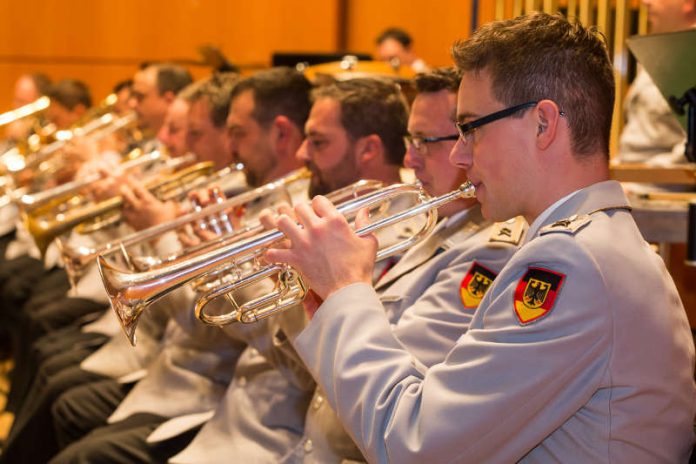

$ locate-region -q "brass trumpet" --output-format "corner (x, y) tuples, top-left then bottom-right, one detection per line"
(99, 181), (475, 345)
(59, 167), (311, 287)
(4, 111), (137, 175)
(24, 160), (232, 257)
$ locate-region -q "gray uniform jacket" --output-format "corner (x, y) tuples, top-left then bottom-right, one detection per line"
(282, 206), (524, 464)
(170, 182), (425, 464)
(294, 180), (696, 463)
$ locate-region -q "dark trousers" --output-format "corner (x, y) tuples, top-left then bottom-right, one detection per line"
(50, 413), (201, 464)
(0, 363), (105, 464)
(52, 377), (132, 448)
(6, 299), (107, 414)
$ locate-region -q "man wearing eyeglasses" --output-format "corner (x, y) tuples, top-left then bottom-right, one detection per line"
(271, 67), (523, 464)
(265, 12), (696, 463)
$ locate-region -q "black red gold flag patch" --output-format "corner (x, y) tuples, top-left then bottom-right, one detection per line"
(460, 262), (497, 309)
(513, 267), (565, 324)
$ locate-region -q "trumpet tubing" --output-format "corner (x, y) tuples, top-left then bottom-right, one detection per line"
(18, 149), (167, 213)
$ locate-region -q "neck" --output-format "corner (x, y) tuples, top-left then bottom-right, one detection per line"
(525, 154), (609, 224)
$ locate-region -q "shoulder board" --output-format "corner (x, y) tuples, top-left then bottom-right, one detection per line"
(539, 214), (591, 236)
(489, 216), (527, 245)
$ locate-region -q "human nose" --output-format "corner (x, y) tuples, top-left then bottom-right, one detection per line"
(295, 139), (309, 162)
(449, 137), (472, 170)
(156, 124), (168, 145)
(128, 95), (138, 111)
(403, 144), (422, 170)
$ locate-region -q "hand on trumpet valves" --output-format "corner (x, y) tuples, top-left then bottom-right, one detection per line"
(188, 187), (242, 238)
(90, 166), (125, 201)
(120, 175), (181, 232)
(264, 195), (377, 317)
(258, 202), (295, 252)
(258, 202), (295, 230)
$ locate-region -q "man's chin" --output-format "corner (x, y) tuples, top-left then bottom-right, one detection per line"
(309, 179), (331, 198)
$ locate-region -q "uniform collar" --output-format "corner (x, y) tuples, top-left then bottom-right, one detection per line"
(523, 180), (631, 244)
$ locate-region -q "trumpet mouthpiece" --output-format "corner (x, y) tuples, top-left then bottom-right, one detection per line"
(460, 181), (476, 198)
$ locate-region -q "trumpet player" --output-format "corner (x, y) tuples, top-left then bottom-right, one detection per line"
(0, 65), (194, 464)
(266, 13), (696, 463)
(2, 73), (52, 143)
(271, 67), (525, 464)
(11, 65), (193, 339)
(49, 67), (313, 463)
(44, 79), (92, 131)
(0, 78), (96, 348)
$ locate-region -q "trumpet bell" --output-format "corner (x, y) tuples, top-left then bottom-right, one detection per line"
(98, 255), (144, 345)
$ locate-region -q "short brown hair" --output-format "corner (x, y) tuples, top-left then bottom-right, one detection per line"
(46, 79), (92, 110)
(414, 67), (462, 94)
(312, 78), (409, 166)
(230, 67), (312, 133)
(182, 73), (239, 128)
(452, 12), (614, 158)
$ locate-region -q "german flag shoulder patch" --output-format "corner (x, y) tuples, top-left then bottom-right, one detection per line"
(460, 262), (497, 309)
(513, 267), (565, 324)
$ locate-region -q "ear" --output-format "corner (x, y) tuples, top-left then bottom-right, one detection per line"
(271, 115), (298, 154)
(355, 134), (382, 164)
(535, 99), (562, 150)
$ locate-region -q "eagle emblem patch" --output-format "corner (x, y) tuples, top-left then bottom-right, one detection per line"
(460, 262), (497, 309)
(513, 267), (565, 324)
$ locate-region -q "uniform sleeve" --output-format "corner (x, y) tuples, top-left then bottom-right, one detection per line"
(294, 235), (612, 464)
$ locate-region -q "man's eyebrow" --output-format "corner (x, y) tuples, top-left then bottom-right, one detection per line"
(456, 112), (480, 124)
(304, 129), (323, 137)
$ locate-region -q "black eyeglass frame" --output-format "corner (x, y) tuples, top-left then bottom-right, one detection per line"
(404, 133), (460, 155)
(456, 101), (539, 142)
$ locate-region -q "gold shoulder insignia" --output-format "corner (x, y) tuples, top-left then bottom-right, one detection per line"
(489, 216), (527, 245)
(539, 214), (592, 236)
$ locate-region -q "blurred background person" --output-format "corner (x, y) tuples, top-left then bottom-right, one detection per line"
(617, 0), (696, 166)
(375, 27), (429, 73)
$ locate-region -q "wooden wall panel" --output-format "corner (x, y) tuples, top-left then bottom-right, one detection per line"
(0, 0), (339, 111)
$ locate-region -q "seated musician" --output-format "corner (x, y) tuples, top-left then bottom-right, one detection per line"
(50, 67), (311, 463)
(265, 13), (696, 463)
(0, 64), (193, 464)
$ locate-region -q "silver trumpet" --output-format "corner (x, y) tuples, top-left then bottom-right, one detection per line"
(98, 181), (475, 345)
(60, 167), (311, 287)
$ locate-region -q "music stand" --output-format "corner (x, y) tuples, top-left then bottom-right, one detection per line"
(627, 29), (696, 162)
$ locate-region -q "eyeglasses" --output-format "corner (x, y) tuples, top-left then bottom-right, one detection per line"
(404, 133), (459, 156)
(456, 101), (539, 144)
